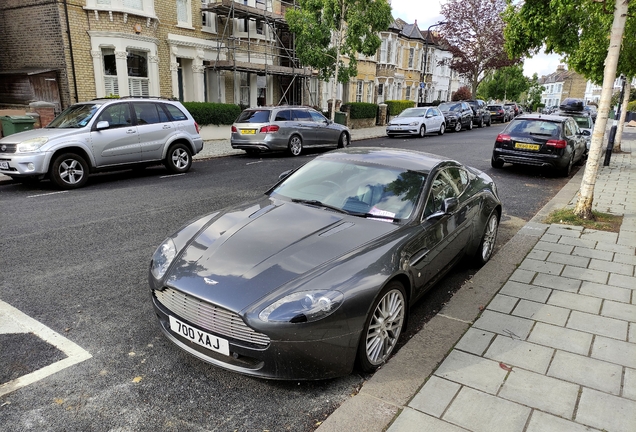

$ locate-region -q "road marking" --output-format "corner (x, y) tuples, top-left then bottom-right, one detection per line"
(246, 160), (262, 165)
(27, 191), (68, 198)
(0, 300), (92, 397)
(160, 173), (186, 179)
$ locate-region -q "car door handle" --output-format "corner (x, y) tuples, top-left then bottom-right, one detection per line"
(126, 129), (136, 134)
(163, 125), (172, 129)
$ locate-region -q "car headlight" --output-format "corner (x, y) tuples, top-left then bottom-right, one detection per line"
(408, 121), (418, 126)
(259, 290), (344, 323)
(17, 137), (49, 153)
(150, 238), (177, 280)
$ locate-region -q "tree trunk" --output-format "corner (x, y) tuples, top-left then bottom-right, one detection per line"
(613, 79), (631, 152)
(573, 0), (628, 220)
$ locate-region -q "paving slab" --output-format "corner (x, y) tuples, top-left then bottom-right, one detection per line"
(472, 310), (535, 341)
(509, 268), (537, 283)
(614, 252), (636, 266)
(562, 266), (609, 284)
(534, 241), (574, 254)
(546, 225), (583, 237)
(567, 310), (628, 340)
(454, 327), (495, 356)
(519, 258), (564, 275)
(595, 241), (635, 255)
(548, 350), (622, 395)
(572, 246), (614, 261)
(526, 410), (600, 432)
(528, 322), (593, 356)
(547, 290), (602, 314)
(608, 272), (636, 290)
(601, 300), (636, 322)
(579, 281), (632, 302)
(442, 387), (531, 432)
(499, 281), (552, 302)
(483, 335), (553, 374)
(532, 273), (581, 293)
(576, 388), (636, 432)
(624, 367), (636, 401)
(580, 229), (618, 244)
(591, 335), (636, 368)
(557, 236), (597, 249)
(547, 252), (590, 268)
(512, 299), (570, 326)
(589, 258), (634, 276)
(487, 294), (519, 314)
(498, 368), (579, 418)
(407, 376), (460, 418)
(434, 350), (507, 395)
(387, 408), (469, 432)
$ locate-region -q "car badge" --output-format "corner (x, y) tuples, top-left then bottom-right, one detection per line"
(1, 145), (6, 152)
(204, 277), (219, 285)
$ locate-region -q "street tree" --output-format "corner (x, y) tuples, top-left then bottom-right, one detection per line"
(478, 64), (529, 102)
(439, 0), (519, 94)
(525, 74), (545, 113)
(286, 0), (392, 120)
(451, 86), (472, 101)
(503, 0), (632, 219)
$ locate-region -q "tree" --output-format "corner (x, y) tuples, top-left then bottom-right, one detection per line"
(503, 0), (632, 219)
(451, 86), (472, 101)
(526, 74), (545, 113)
(439, 0), (519, 94)
(286, 0), (392, 120)
(478, 65), (530, 102)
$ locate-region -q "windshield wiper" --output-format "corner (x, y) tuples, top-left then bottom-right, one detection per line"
(291, 199), (350, 214)
(349, 212), (400, 222)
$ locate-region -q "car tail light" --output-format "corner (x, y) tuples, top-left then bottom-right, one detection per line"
(546, 139), (567, 149)
(496, 134), (511, 143)
(194, 121), (201, 134)
(231, 125), (238, 133)
(259, 125), (280, 133)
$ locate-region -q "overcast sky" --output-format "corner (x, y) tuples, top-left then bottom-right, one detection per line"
(389, 0), (563, 78)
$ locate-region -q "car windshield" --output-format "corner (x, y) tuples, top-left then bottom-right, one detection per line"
(506, 119), (561, 137)
(270, 159), (427, 221)
(563, 114), (592, 128)
(47, 104), (102, 128)
(236, 110), (271, 123)
(487, 105), (502, 110)
(438, 103), (460, 112)
(398, 108), (427, 117)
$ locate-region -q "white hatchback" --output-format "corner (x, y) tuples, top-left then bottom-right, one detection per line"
(386, 107), (446, 138)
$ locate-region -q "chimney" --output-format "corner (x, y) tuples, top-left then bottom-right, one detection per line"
(557, 64), (565, 71)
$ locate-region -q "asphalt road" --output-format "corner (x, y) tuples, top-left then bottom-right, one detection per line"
(0, 125), (576, 431)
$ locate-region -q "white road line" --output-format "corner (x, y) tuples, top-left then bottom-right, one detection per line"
(27, 191), (68, 198)
(159, 173), (186, 179)
(0, 300), (92, 397)
(246, 160), (262, 165)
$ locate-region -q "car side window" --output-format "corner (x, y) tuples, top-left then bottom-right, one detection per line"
(96, 103), (132, 129)
(164, 104), (188, 121)
(134, 103), (163, 125)
(293, 110), (313, 122)
(424, 169), (460, 217)
(309, 110), (327, 123)
(274, 110), (291, 121)
(564, 120), (576, 137)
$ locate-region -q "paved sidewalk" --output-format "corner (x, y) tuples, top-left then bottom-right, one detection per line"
(320, 137), (636, 432)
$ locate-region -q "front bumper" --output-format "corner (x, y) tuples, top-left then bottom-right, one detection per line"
(152, 292), (359, 380)
(0, 151), (49, 177)
(386, 125), (418, 136)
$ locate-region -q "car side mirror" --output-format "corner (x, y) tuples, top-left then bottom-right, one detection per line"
(581, 130), (591, 136)
(278, 169), (293, 181)
(442, 197), (458, 214)
(96, 120), (110, 130)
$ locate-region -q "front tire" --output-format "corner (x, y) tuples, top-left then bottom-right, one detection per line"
(50, 153), (89, 189)
(288, 135), (303, 156)
(438, 123), (445, 135)
(473, 211), (499, 267)
(478, 118), (484, 128)
(165, 143), (192, 173)
(454, 121), (462, 132)
(468, 119), (473, 130)
(337, 132), (349, 148)
(357, 281), (406, 373)
(418, 124), (426, 137)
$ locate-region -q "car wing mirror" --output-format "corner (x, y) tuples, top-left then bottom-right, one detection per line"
(581, 130), (591, 136)
(442, 197), (458, 214)
(96, 120), (110, 130)
(278, 169), (293, 181)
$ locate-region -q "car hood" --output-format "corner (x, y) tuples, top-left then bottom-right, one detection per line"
(390, 116), (422, 125)
(165, 197), (398, 313)
(0, 127), (86, 144)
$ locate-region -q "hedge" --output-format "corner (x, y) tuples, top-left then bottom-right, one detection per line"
(182, 102), (242, 126)
(627, 100), (636, 112)
(340, 102), (377, 119)
(385, 100), (416, 116)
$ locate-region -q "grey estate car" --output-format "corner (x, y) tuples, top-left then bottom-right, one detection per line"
(0, 97), (203, 189)
(230, 106), (350, 156)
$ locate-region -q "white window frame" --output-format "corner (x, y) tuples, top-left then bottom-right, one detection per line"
(201, 0), (217, 33)
(405, 86), (411, 100)
(380, 38), (387, 63)
(366, 82), (373, 103)
(84, 0), (157, 19)
(356, 81), (363, 102)
(408, 48), (414, 69)
(176, 0), (193, 28)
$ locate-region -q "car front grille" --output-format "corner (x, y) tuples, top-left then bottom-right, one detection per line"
(154, 287), (270, 347)
(0, 144), (17, 154)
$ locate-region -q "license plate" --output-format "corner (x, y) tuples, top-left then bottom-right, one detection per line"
(169, 315), (230, 356)
(490, 112), (497, 115)
(240, 129), (256, 135)
(515, 143), (541, 151)
(0, 162), (8, 170)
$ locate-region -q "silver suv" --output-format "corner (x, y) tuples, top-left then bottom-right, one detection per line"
(231, 106), (350, 156)
(0, 97), (203, 189)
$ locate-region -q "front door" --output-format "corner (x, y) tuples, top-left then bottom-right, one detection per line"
(90, 102), (140, 167)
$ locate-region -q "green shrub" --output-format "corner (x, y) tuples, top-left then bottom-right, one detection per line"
(385, 100), (416, 116)
(627, 100), (636, 112)
(182, 102), (242, 126)
(340, 102), (377, 119)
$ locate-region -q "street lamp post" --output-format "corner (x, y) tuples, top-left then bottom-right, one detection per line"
(421, 21), (447, 106)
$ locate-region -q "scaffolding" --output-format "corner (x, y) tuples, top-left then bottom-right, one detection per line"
(201, 0), (316, 106)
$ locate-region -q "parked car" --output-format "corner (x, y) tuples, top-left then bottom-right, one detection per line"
(488, 104), (510, 123)
(386, 106), (446, 137)
(465, 99), (492, 128)
(584, 105), (598, 122)
(438, 101), (474, 132)
(230, 106), (350, 156)
(491, 114), (588, 176)
(0, 97), (203, 189)
(504, 102), (520, 118)
(555, 101), (594, 156)
(149, 147), (502, 380)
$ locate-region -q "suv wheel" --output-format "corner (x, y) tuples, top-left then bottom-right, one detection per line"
(288, 135), (303, 156)
(478, 118), (484, 128)
(50, 153), (89, 189)
(454, 121), (462, 132)
(165, 143), (192, 173)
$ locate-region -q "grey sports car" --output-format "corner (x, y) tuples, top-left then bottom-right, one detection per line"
(149, 148), (502, 380)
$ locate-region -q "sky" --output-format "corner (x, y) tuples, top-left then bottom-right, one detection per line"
(389, 0), (563, 78)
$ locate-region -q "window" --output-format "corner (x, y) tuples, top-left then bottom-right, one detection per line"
(256, 19), (264, 35)
(380, 39), (387, 63)
(424, 169), (462, 217)
(367, 82), (373, 103)
(378, 83), (383, 96)
(293, 110), (312, 121)
(164, 104), (188, 121)
(356, 81), (363, 102)
(133, 103), (169, 125)
(405, 87), (411, 100)
(387, 39), (393, 64)
(127, 50), (149, 96)
(202, 0), (217, 32)
(176, 0), (191, 26)
(102, 48), (119, 96)
(309, 110), (327, 123)
(408, 48), (414, 68)
(239, 72), (250, 106)
(85, 0), (156, 18)
(309, 77), (319, 106)
(123, 0), (142, 9)
(96, 103), (132, 129)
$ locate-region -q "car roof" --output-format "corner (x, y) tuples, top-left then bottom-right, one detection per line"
(318, 147), (457, 173)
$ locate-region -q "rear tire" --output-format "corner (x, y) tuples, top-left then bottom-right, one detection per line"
(337, 132), (349, 148)
(438, 123), (445, 135)
(473, 211), (499, 267)
(468, 119), (473, 130)
(357, 281), (406, 373)
(558, 152), (574, 177)
(491, 156), (504, 168)
(50, 153), (89, 189)
(478, 118), (484, 128)
(288, 135), (303, 156)
(164, 143), (192, 174)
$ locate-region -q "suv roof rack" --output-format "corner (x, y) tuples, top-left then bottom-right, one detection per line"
(90, 96), (178, 101)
